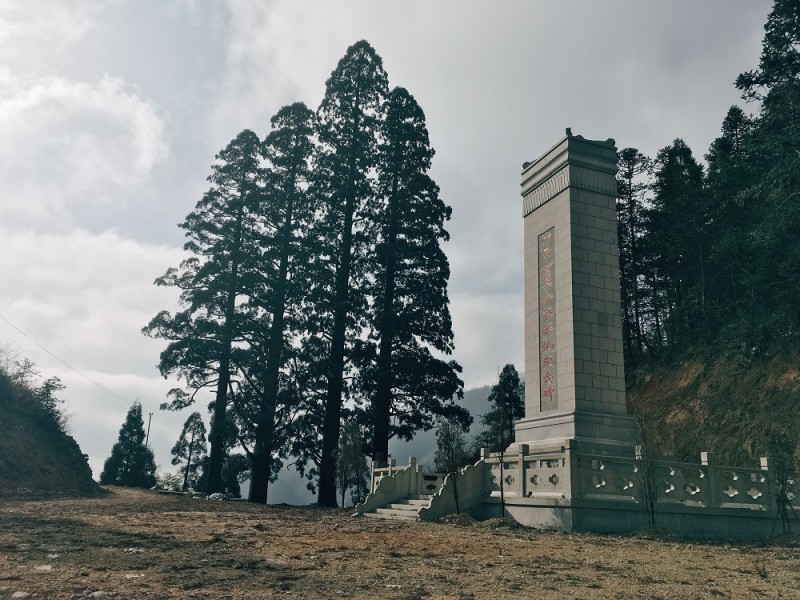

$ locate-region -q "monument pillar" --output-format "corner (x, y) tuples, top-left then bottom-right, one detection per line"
(516, 130), (633, 450)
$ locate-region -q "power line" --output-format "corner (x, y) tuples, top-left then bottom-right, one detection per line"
(0, 313), (133, 407)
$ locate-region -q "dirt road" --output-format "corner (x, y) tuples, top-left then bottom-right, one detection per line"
(1, 487), (798, 599)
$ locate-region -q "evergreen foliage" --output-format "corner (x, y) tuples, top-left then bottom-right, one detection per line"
(146, 40), (463, 506)
(170, 412), (207, 492)
(309, 40), (389, 507)
(244, 102), (315, 504)
(475, 364), (524, 453)
(365, 86), (467, 467)
(143, 129), (264, 494)
(616, 0), (800, 365)
(100, 402), (157, 488)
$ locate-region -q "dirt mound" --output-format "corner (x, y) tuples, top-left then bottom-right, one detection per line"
(0, 393), (101, 498)
(438, 512), (477, 526)
(628, 348), (800, 466)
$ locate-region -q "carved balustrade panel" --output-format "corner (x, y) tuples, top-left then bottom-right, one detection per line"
(489, 461), (522, 497)
(524, 456), (568, 497)
(714, 468), (769, 510)
(576, 456), (638, 501)
(421, 473), (446, 496)
(655, 465), (710, 507)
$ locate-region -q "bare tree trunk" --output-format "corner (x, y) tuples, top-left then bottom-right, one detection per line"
(498, 448), (506, 518)
(182, 430), (195, 493)
(451, 470), (460, 514)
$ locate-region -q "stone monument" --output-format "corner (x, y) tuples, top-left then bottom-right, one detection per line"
(485, 129), (639, 531)
(516, 129), (634, 450)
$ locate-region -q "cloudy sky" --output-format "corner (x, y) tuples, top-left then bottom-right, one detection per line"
(0, 0), (770, 497)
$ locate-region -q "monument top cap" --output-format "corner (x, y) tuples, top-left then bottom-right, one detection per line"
(521, 130), (617, 198)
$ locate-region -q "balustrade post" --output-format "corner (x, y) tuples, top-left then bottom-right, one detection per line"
(700, 451), (717, 508)
(565, 439), (577, 501)
(759, 457), (774, 513)
(518, 444), (528, 498)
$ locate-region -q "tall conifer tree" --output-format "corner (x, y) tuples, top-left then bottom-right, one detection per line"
(366, 86), (466, 465)
(247, 103), (315, 503)
(143, 130), (264, 494)
(476, 364), (524, 452)
(616, 148), (650, 363)
(646, 139), (707, 346)
(310, 40), (388, 506)
(734, 0), (800, 341)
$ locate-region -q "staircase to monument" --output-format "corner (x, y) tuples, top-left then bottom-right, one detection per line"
(361, 494), (433, 521)
(355, 456), (490, 523)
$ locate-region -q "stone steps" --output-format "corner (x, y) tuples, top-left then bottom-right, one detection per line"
(362, 495), (433, 521)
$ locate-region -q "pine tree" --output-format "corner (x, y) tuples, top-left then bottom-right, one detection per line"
(733, 0), (800, 346)
(474, 364), (524, 518)
(646, 139), (707, 348)
(704, 106), (757, 340)
(310, 40), (389, 506)
(170, 412), (207, 492)
(100, 402), (157, 488)
(736, 0), (800, 101)
(366, 86), (467, 466)
(143, 130), (264, 494)
(246, 103), (316, 504)
(616, 148), (650, 364)
(476, 364), (524, 452)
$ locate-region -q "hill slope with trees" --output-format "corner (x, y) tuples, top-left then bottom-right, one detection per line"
(618, 0), (800, 468)
(0, 357), (100, 498)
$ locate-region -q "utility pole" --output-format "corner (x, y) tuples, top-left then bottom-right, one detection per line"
(145, 412), (153, 448)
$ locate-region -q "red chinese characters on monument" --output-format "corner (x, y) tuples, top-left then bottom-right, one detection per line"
(538, 228), (557, 411)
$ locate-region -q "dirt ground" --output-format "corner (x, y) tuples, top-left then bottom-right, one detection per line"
(1, 487), (799, 599)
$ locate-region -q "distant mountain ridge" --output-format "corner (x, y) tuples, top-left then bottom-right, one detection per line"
(388, 384), (493, 468)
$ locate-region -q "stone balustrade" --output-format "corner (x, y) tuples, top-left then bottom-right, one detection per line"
(483, 443), (798, 516)
(356, 447), (798, 536)
(356, 457), (446, 516)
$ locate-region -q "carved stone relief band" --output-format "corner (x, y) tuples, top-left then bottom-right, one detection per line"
(522, 167), (569, 216)
(522, 165), (618, 217)
(538, 228), (557, 412)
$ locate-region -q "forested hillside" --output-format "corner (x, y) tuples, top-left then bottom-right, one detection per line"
(620, 0), (800, 465)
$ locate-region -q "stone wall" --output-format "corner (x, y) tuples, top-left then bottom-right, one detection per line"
(480, 444), (798, 537)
